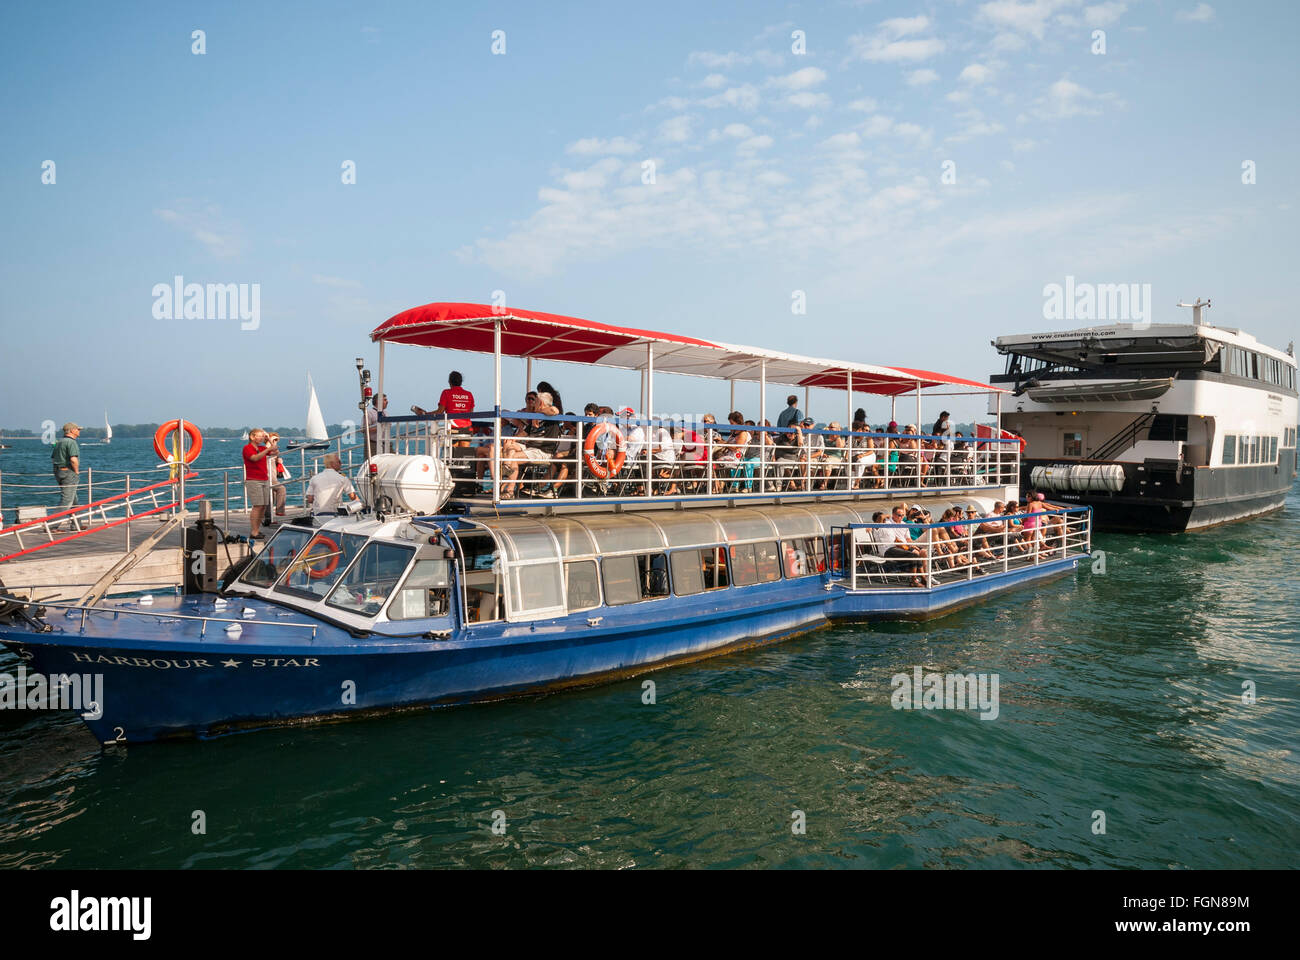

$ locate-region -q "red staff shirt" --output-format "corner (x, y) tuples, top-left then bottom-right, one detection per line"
(438, 387), (475, 429)
(243, 443), (269, 482)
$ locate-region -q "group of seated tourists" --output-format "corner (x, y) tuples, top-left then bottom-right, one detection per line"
(415, 382), (997, 500)
(862, 493), (1068, 587)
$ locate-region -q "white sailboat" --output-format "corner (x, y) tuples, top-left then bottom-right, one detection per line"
(104, 411), (112, 445)
(286, 374), (331, 451)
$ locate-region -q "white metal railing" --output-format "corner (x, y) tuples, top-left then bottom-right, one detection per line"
(0, 593), (321, 640)
(836, 505), (1091, 590)
(373, 412), (1020, 505)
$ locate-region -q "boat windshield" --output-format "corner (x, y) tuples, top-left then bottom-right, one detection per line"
(325, 540), (417, 617)
(239, 527), (319, 588)
(274, 532), (369, 599)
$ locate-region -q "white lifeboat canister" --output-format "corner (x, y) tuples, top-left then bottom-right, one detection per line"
(357, 454), (454, 514)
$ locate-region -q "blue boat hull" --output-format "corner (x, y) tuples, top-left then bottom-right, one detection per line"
(1, 559), (1078, 743)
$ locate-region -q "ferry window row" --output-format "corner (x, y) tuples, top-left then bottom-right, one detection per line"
(1220, 345), (1296, 390)
(569, 537), (829, 610)
(1221, 434), (1278, 466)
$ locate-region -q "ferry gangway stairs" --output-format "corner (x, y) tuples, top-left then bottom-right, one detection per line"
(0, 473), (202, 563)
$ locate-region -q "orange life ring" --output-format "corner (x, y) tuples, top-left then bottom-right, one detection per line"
(303, 535), (341, 580)
(153, 419), (204, 464)
(582, 422), (626, 480)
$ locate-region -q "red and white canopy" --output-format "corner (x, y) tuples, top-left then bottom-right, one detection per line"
(371, 302), (1001, 396)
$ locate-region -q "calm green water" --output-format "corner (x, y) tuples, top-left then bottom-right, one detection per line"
(0, 440), (1296, 868)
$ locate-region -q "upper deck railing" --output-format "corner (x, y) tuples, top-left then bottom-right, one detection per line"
(369, 411), (1020, 506)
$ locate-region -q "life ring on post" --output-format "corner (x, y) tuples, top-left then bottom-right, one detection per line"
(582, 422), (626, 480)
(303, 535), (341, 580)
(153, 420), (204, 464)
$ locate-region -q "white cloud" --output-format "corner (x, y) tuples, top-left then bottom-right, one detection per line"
(977, 0), (1076, 42)
(755, 170), (790, 187)
(959, 63), (994, 85)
(861, 115), (894, 137)
(907, 68), (940, 86)
(1031, 77), (1118, 119)
(660, 115), (693, 142)
(1011, 137), (1038, 152)
(688, 51), (747, 69)
(722, 123), (755, 138)
(820, 132), (862, 149)
(786, 91), (831, 110)
(700, 73), (728, 89)
(1176, 3), (1215, 22)
(737, 134), (774, 152)
(1000, 159), (1016, 172)
(850, 16), (946, 62)
(700, 84), (761, 111)
(561, 157), (623, 191)
(769, 66), (827, 90)
(847, 98), (880, 112)
(1084, 2), (1127, 27)
(947, 109), (1007, 142)
(154, 205), (241, 259)
(567, 136), (641, 156)
(946, 89), (973, 103)
(311, 274), (360, 288)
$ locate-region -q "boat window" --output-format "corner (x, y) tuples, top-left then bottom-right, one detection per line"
(670, 547), (729, 596)
(1063, 432), (1083, 457)
(238, 526), (316, 588)
(782, 537), (826, 578)
(602, 553), (669, 605)
(729, 541), (782, 586)
(546, 518), (597, 557)
(580, 515), (664, 555)
(716, 509), (778, 544)
(274, 532), (368, 599)
(455, 531), (503, 624)
(1251, 437), (1260, 463)
(507, 563), (564, 619)
(1222, 435), (1236, 465)
(767, 508), (821, 539)
(387, 559), (452, 620)
(650, 512), (724, 548)
(325, 541), (416, 617)
(1270, 437), (1278, 461)
(485, 517), (560, 563)
(799, 503), (867, 536)
(1148, 415), (1188, 442)
(565, 560), (601, 611)
(1238, 436), (1248, 464)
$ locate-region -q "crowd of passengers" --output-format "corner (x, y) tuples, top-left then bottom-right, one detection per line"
(394, 374), (1004, 500)
(861, 494), (1070, 588)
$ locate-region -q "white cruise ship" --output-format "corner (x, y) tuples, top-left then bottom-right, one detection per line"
(989, 301), (1297, 532)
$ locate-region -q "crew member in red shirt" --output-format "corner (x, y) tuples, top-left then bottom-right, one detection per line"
(414, 371), (475, 446)
(242, 428), (283, 539)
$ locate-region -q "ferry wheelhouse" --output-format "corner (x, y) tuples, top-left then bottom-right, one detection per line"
(0, 303), (1092, 743)
(991, 301), (1298, 531)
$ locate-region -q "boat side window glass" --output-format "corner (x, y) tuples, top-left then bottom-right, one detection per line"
(325, 541), (415, 617)
(507, 563), (564, 618)
(729, 543), (758, 586)
(670, 549), (704, 596)
(782, 537), (826, 578)
(754, 541), (783, 583)
(564, 560), (601, 612)
(387, 559), (451, 620)
(275, 532), (367, 599)
(671, 547), (730, 596)
(1063, 432), (1083, 457)
(456, 532), (503, 624)
(1270, 436), (1278, 462)
(1222, 435), (1236, 465)
(602, 553), (669, 604)
(1148, 415), (1188, 442)
(1238, 437), (1248, 464)
(239, 527), (315, 588)
(1251, 437), (1260, 463)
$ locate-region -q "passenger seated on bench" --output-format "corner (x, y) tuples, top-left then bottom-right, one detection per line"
(881, 504), (924, 587)
(539, 412), (579, 499)
(710, 412), (750, 493)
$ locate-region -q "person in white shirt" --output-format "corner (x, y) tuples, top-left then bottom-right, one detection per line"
(365, 394), (389, 453)
(306, 454), (358, 515)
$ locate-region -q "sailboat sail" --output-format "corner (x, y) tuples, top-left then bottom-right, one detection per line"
(104, 411), (112, 444)
(305, 374), (329, 441)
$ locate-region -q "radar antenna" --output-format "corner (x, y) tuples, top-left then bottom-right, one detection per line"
(1176, 298), (1211, 326)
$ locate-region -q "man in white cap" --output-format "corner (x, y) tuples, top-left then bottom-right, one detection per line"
(51, 421), (82, 518)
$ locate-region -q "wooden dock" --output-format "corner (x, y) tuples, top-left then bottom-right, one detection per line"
(0, 508), (271, 601)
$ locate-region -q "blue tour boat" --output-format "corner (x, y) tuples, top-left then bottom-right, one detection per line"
(0, 303), (1091, 743)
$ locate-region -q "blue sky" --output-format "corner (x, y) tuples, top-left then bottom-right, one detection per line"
(2, 0), (1296, 430)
